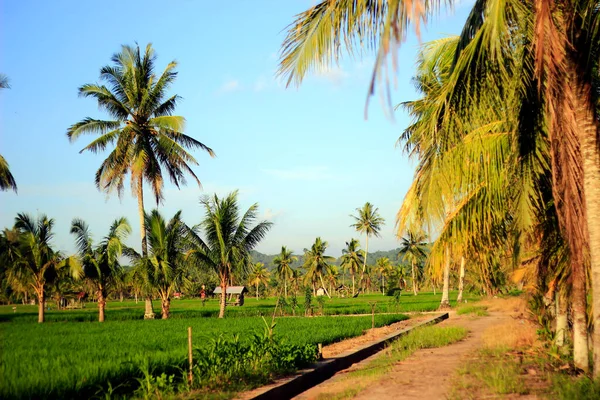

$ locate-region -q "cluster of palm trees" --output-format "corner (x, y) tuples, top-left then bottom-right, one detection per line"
(0, 191), (271, 322)
(277, 0), (600, 376)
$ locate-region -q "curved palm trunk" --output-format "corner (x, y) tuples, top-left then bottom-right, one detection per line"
(456, 257), (465, 303)
(440, 245), (451, 309)
(218, 277), (227, 318)
(412, 260), (417, 296)
(573, 75), (600, 377)
(319, 273), (331, 298)
(36, 284), (45, 323)
(97, 287), (106, 322)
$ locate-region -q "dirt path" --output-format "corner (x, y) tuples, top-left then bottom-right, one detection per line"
(294, 312), (510, 400)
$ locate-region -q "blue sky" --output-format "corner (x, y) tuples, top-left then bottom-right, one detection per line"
(0, 0), (474, 257)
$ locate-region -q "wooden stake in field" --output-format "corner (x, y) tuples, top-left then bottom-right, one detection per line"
(369, 302), (377, 329)
(188, 327), (193, 386)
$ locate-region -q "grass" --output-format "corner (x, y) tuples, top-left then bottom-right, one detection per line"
(0, 290), (479, 323)
(0, 314), (408, 399)
(551, 375), (600, 400)
(312, 325), (468, 399)
(456, 305), (488, 316)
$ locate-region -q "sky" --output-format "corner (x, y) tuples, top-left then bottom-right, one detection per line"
(0, 0), (475, 257)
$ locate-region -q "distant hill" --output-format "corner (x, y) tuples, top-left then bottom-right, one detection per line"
(250, 248), (405, 270)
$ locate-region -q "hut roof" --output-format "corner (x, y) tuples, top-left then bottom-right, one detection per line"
(213, 286), (248, 295)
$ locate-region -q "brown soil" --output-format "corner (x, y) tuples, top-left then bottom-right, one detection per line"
(295, 298), (544, 400)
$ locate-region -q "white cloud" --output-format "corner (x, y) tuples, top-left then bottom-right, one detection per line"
(315, 66), (349, 86)
(262, 166), (335, 181)
(262, 208), (284, 221)
(217, 79), (241, 94)
(253, 76), (268, 92)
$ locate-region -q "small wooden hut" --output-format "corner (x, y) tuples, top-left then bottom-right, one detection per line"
(213, 286), (248, 306)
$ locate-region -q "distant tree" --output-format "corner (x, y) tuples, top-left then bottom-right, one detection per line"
(67, 44), (215, 317)
(248, 262), (270, 300)
(375, 257), (393, 295)
(399, 231), (428, 296)
(273, 246), (297, 298)
(187, 191), (272, 318)
(6, 214), (80, 322)
(340, 238), (364, 296)
(351, 203), (385, 289)
(70, 217), (131, 321)
(303, 237), (335, 298)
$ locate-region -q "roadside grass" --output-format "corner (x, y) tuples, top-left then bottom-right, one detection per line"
(312, 325), (468, 399)
(449, 311), (549, 399)
(0, 314), (407, 399)
(456, 305), (488, 316)
(551, 375), (600, 400)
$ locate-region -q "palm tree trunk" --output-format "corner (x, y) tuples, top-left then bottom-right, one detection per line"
(37, 284), (44, 323)
(256, 282), (259, 300)
(573, 75), (600, 377)
(161, 296), (170, 319)
(457, 257), (465, 303)
(352, 273), (355, 297)
(98, 288), (106, 322)
(284, 278), (288, 298)
(572, 260), (589, 372)
(144, 297), (155, 319)
(319, 274), (331, 298)
(412, 260), (417, 296)
(382, 275), (385, 295)
(362, 235), (369, 290)
(440, 244), (451, 309)
(218, 277), (227, 318)
(555, 291), (567, 348)
(137, 175), (147, 256)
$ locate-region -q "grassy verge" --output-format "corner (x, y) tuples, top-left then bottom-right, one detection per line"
(456, 305), (488, 316)
(0, 314), (407, 399)
(314, 325), (468, 399)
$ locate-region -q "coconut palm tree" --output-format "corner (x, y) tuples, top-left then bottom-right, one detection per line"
(398, 231), (428, 296)
(70, 217), (131, 322)
(248, 262), (270, 300)
(303, 237), (335, 299)
(340, 239), (364, 297)
(67, 44), (215, 316)
(273, 246), (297, 298)
(5, 214), (80, 322)
(278, 0), (600, 375)
(375, 257), (393, 295)
(186, 191), (272, 318)
(127, 210), (192, 319)
(350, 203), (385, 288)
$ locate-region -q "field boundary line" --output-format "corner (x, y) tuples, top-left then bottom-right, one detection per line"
(247, 312), (449, 400)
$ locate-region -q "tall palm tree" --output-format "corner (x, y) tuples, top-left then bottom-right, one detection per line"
(278, 0), (600, 375)
(350, 202), (385, 288)
(6, 214), (80, 322)
(340, 239), (364, 296)
(375, 257), (393, 295)
(67, 44), (214, 318)
(127, 210), (192, 319)
(70, 217), (131, 322)
(303, 237), (336, 299)
(186, 191), (272, 318)
(398, 231), (428, 296)
(248, 262), (270, 300)
(273, 246), (297, 298)
(67, 45), (214, 251)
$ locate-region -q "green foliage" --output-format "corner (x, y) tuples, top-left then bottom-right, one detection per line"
(0, 311), (407, 399)
(551, 375), (600, 400)
(456, 305), (489, 316)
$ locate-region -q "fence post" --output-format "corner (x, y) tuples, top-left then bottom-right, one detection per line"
(188, 326), (193, 386)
